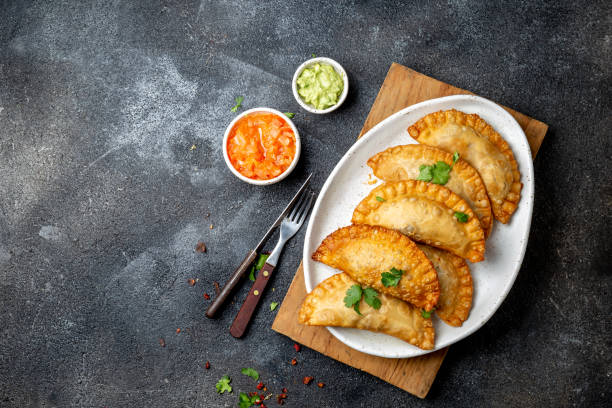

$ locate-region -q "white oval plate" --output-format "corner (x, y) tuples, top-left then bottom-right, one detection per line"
(303, 95), (534, 358)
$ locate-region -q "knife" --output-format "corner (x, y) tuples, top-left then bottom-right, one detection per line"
(205, 173), (313, 318)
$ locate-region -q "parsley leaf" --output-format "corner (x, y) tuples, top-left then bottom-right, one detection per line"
(241, 367), (259, 381)
(454, 211), (469, 223)
(344, 284), (363, 314)
(230, 96), (244, 112)
(311, 53), (316, 58)
(381, 267), (404, 287)
(421, 309), (432, 319)
(375, 196), (386, 202)
(270, 301), (279, 311)
(215, 375), (232, 394)
(284, 112), (295, 118)
(452, 151), (460, 164)
(238, 392), (259, 408)
(417, 164), (434, 182)
(248, 254), (269, 281)
(431, 161), (451, 184)
(363, 287), (381, 309)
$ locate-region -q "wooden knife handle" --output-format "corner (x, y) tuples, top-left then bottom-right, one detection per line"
(206, 249), (258, 318)
(229, 262), (275, 338)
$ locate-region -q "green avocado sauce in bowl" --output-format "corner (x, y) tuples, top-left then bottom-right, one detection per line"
(292, 57), (349, 114)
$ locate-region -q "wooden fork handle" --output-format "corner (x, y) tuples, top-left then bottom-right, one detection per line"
(206, 249), (258, 319)
(230, 262), (275, 338)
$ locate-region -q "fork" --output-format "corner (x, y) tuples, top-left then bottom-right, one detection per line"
(229, 190), (315, 338)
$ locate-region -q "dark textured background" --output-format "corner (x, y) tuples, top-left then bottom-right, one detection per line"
(0, 0), (610, 407)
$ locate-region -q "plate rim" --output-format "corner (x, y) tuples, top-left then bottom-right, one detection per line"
(302, 94), (534, 358)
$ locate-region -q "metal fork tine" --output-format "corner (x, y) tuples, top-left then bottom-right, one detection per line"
(296, 193), (314, 226)
(290, 189), (310, 222)
(288, 190), (307, 221)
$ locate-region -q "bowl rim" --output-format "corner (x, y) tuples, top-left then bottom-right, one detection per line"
(222, 107), (301, 186)
(292, 57), (349, 114)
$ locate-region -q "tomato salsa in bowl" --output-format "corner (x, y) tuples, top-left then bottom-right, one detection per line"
(223, 108), (300, 185)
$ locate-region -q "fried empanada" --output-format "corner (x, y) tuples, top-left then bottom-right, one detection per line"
(407, 109), (522, 223)
(312, 225), (439, 311)
(417, 245), (473, 327)
(367, 144), (493, 237)
(298, 272), (435, 350)
(351, 180), (485, 262)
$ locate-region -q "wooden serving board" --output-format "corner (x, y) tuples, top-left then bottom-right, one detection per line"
(272, 63), (548, 398)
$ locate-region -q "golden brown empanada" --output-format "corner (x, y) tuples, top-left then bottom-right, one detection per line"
(312, 225), (439, 311)
(408, 109), (522, 223)
(417, 245), (473, 327)
(351, 180), (485, 262)
(368, 144), (493, 237)
(298, 272), (435, 350)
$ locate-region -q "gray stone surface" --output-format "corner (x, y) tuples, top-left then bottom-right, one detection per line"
(0, 0), (610, 406)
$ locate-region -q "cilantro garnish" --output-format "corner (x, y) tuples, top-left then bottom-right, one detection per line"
(375, 196), (386, 202)
(284, 112), (295, 118)
(270, 301), (279, 311)
(344, 284), (363, 315)
(238, 392), (259, 408)
(215, 375), (232, 394)
(248, 254), (269, 281)
(417, 155), (461, 185)
(240, 367), (259, 381)
(454, 211), (469, 223)
(431, 161), (451, 184)
(421, 309), (432, 319)
(230, 96), (244, 113)
(452, 151), (460, 164)
(311, 53), (316, 58)
(381, 267), (404, 287)
(344, 284), (381, 314)
(363, 287), (381, 310)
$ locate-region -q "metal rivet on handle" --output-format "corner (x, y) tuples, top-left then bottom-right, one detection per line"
(253, 290), (260, 296)
(263, 271), (269, 277)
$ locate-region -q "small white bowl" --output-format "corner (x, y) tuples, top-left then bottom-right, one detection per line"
(292, 57), (349, 114)
(222, 107), (301, 186)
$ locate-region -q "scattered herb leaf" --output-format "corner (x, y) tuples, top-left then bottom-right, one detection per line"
(421, 309), (432, 319)
(255, 254), (269, 270)
(344, 284), (362, 315)
(270, 301), (279, 311)
(311, 53), (316, 57)
(454, 211), (469, 223)
(230, 96), (244, 112)
(363, 287), (381, 309)
(241, 367), (260, 381)
(381, 267), (404, 287)
(238, 391), (259, 408)
(215, 375), (232, 394)
(248, 254), (270, 282)
(284, 112), (295, 118)
(375, 196), (386, 202)
(452, 151), (460, 164)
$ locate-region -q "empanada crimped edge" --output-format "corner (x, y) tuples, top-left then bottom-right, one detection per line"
(407, 109), (522, 223)
(298, 272), (435, 350)
(367, 144), (493, 237)
(312, 224), (440, 311)
(352, 180), (486, 263)
(418, 245), (473, 327)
